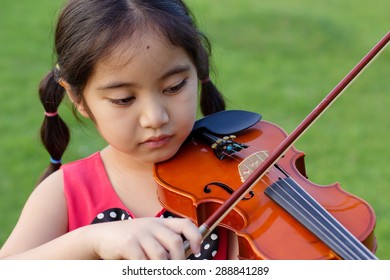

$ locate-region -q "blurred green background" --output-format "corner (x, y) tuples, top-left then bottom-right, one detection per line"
(0, 0), (389, 259)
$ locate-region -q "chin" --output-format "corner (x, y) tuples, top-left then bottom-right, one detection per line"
(153, 148), (180, 164)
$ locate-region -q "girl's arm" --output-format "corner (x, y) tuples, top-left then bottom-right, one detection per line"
(0, 170), (201, 260)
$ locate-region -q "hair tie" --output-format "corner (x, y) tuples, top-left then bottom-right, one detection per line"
(45, 111), (58, 117)
(201, 77), (210, 84)
(50, 157), (62, 164)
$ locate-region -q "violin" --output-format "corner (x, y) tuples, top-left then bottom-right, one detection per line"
(154, 32), (389, 260)
(154, 111), (377, 259)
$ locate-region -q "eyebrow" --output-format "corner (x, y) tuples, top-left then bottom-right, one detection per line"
(96, 64), (192, 91)
(159, 64), (191, 81)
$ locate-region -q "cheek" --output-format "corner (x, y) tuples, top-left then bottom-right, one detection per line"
(180, 93), (197, 113)
(95, 120), (137, 155)
(181, 82), (199, 114)
(88, 105), (134, 143)
(174, 105), (197, 142)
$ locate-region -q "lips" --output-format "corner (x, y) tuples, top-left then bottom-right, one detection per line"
(142, 135), (173, 148)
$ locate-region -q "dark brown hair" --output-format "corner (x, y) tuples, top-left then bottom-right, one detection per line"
(38, 0), (225, 181)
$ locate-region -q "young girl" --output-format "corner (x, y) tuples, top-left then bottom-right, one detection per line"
(0, 0), (238, 260)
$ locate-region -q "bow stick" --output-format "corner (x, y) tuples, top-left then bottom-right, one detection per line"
(185, 31), (390, 257)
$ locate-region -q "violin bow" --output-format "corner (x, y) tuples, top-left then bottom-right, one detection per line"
(185, 31), (390, 257)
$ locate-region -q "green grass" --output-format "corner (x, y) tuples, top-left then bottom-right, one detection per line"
(0, 0), (389, 259)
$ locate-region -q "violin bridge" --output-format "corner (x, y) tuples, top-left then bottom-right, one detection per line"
(238, 150), (269, 182)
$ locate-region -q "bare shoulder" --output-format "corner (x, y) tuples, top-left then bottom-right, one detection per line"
(24, 169), (68, 228)
(0, 169), (68, 257)
(24, 169), (67, 213)
(33, 169), (65, 197)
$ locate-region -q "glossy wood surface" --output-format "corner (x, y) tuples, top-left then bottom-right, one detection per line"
(154, 121), (377, 259)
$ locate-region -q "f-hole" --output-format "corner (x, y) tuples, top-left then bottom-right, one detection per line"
(204, 182), (254, 201)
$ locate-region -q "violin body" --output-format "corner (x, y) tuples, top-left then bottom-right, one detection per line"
(154, 120), (377, 259)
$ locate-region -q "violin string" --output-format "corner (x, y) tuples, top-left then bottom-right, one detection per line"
(266, 177), (372, 259)
(266, 184), (355, 259)
(247, 147), (375, 259)
(220, 145), (375, 259)
(265, 156), (377, 259)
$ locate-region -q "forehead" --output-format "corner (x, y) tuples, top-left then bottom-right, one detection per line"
(98, 30), (186, 69)
(88, 30), (194, 85)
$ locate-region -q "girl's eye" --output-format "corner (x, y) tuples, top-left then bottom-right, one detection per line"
(164, 79), (187, 94)
(107, 96), (134, 106)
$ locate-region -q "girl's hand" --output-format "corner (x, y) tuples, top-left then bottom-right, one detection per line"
(89, 217), (202, 260)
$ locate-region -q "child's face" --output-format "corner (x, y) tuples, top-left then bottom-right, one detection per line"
(81, 32), (199, 164)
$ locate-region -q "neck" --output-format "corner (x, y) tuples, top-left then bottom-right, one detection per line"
(100, 146), (163, 217)
(101, 145), (153, 175)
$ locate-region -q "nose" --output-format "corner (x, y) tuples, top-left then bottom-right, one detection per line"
(139, 96), (169, 129)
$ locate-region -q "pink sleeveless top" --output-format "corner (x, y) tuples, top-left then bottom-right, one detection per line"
(62, 152), (228, 260)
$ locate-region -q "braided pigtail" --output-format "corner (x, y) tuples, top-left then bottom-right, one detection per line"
(38, 68), (70, 182)
(195, 31), (225, 116)
(199, 77), (225, 116)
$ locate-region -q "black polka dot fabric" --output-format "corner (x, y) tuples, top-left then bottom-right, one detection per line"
(91, 208), (132, 223)
(91, 208), (219, 260)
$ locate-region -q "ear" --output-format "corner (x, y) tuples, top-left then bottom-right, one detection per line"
(59, 79), (90, 118)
